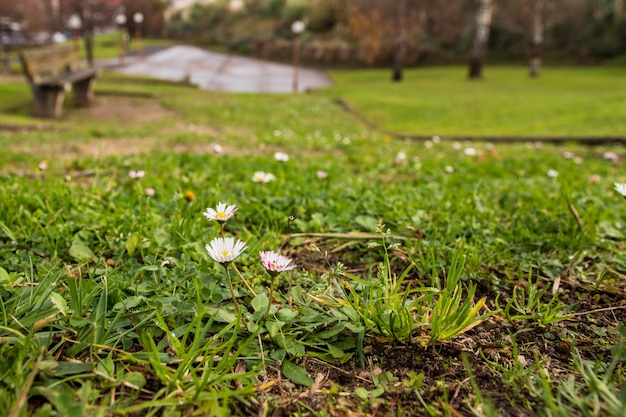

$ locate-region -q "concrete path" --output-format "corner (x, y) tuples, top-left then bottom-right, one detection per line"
(109, 45), (332, 93)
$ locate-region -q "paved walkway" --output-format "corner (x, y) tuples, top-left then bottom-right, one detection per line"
(106, 45), (332, 93)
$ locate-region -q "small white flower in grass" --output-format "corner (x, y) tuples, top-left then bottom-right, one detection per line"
(274, 152), (289, 162)
(603, 151), (619, 161)
(573, 157), (583, 165)
(316, 170), (328, 179)
(259, 251), (297, 276)
(205, 237), (246, 264)
(452, 142), (462, 150)
(38, 161), (48, 170)
(464, 147), (477, 156)
(432, 135), (441, 143)
(212, 144), (224, 154)
(394, 151), (407, 163)
(203, 202), (238, 222)
(424, 141), (433, 148)
(129, 170), (145, 179)
(548, 169), (559, 178)
(145, 187), (155, 197)
(444, 165), (454, 173)
(252, 171), (276, 183)
(614, 183), (626, 198)
(562, 151), (575, 159)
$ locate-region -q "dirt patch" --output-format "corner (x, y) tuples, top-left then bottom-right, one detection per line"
(3, 94), (225, 161)
(72, 94), (175, 125)
(0, 74), (23, 83)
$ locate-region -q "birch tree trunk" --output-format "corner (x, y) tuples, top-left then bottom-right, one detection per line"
(392, 0), (408, 82)
(529, 0), (544, 78)
(615, 0), (624, 25)
(468, 0), (494, 79)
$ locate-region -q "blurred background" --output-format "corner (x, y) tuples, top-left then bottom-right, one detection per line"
(0, 0), (624, 68)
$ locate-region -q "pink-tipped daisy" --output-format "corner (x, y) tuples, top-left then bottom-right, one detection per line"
(259, 251), (297, 275)
(205, 237), (246, 264)
(203, 202), (238, 222)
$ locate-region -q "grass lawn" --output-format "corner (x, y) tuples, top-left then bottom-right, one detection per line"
(320, 66), (626, 138)
(0, 65), (625, 416)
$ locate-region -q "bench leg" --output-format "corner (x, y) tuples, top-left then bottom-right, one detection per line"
(72, 76), (96, 107)
(32, 84), (68, 118)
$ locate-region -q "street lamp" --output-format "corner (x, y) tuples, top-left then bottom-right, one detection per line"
(67, 14), (82, 54)
(291, 20), (305, 93)
(115, 13), (127, 64)
(133, 12), (144, 57)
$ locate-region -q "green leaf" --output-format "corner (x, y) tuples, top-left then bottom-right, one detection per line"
(121, 371), (147, 389)
(326, 343), (345, 359)
(354, 387), (369, 400)
(125, 233), (140, 256)
(281, 360), (313, 387)
(113, 296), (144, 311)
(48, 361), (93, 377)
(69, 243), (95, 261)
(266, 320), (284, 337)
(354, 215), (379, 231)
(0, 267), (9, 281)
(49, 292), (68, 316)
(208, 307), (237, 323)
(251, 293), (269, 313)
(0, 220), (17, 242)
(276, 308), (298, 321)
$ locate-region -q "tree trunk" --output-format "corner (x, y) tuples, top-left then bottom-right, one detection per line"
(468, 0), (494, 79)
(84, 0), (94, 65)
(392, 0), (408, 82)
(615, 0), (624, 25)
(529, 0), (543, 78)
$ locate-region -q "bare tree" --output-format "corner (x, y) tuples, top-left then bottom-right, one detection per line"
(392, 0), (408, 81)
(529, 0), (543, 78)
(468, 0), (494, 79)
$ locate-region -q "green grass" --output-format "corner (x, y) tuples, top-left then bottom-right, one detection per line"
(319, 66), (626, 137)
(1, 67), (626, 416)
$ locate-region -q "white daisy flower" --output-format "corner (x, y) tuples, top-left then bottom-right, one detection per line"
(274, 152), (289, 162)
(252, 171), (276, 183)
(203, 202), (238, 222)
(316, 170), (328, 179)
(205, 237), (246, 264)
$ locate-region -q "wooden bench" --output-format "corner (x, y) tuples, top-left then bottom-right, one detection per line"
(19, 43), (98, 118)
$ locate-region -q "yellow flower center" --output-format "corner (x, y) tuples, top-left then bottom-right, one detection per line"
(216, 211), (227, 220)
(221, 251), (231, 257)
(272, 262), (279, 269)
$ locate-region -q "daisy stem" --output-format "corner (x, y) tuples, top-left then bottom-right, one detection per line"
(288, 270), (294, 308)
(231, 263), (257, 297)
(224, 265), (240, 313)
(263, 275), (276, 322)
(220, 223), (225, 238)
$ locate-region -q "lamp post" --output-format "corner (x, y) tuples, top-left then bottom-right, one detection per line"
(115, 13), (127, 64)
(133, 12), (144, 57)
(291, 20), (305, 93)
(67, 14), (82, 54)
